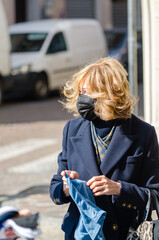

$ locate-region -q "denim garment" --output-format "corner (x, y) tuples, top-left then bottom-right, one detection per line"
(65, 173), (106, 240)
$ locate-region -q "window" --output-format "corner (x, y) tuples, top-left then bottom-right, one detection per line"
(10, 33), (47, 52)
(47, 32), (67, 54)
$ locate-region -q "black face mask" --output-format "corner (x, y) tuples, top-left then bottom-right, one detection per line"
(77, 94), (97, 121)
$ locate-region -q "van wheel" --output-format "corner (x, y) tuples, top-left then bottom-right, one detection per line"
(34, 74), (48, 100)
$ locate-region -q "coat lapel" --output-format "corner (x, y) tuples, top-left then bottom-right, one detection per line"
(70, 120), (101, 179)
(100, 119), (137, 176)
(70, 118), (137, 178)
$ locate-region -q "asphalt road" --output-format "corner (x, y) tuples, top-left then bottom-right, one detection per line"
(0, 93), (73, 239)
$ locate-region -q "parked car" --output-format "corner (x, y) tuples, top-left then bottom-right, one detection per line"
(104, 28), (143, 82)
(2, 19), (107, 99)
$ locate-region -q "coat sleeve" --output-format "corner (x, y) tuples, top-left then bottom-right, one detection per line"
(112, 126), (159, 216)
(49, 121), (71, 205)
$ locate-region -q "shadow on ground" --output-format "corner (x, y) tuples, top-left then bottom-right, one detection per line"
(0, 91), (73, 124)
(0, 185), (49, 207)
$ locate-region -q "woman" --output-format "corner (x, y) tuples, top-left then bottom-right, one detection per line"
(50, 57), (159, 240)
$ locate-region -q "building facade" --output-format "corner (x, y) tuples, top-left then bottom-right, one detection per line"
(2, 0), (141, 30)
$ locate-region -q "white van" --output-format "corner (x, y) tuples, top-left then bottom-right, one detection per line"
(0, 0), (10, 102)
(4, 19), (107, 99)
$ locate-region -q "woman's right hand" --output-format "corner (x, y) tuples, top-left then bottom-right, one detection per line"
(61, 170), (79, 197)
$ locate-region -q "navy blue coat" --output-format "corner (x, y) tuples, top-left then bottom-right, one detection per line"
(50, 114), (159, 240)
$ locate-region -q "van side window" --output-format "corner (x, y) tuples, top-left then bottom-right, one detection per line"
(47, 32), (67, 54)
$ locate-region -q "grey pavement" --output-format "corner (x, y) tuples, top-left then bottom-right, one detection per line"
(0, 96), (73, 239)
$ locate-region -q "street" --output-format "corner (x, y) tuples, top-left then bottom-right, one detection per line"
(0, 93), (73, 239)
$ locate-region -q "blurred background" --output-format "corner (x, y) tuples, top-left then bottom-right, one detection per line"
(2, 0), (141, 27)
(0, 0), (158, 239)
(0, 0), (143, 114)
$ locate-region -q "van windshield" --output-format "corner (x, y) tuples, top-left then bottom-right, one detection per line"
(10, 33), (48, 52)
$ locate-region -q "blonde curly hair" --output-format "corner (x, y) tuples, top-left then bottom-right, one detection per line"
(61, 57), (136, 120)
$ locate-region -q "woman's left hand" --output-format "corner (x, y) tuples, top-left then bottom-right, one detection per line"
(87, 175), (121, 196)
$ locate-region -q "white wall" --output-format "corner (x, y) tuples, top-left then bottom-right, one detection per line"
(141, 0), (159, 136)
(95, 0), (113, 29)
(2, 0), (15, 25)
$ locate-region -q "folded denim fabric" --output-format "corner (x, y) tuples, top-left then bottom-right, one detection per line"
(66, 173), (106, 240)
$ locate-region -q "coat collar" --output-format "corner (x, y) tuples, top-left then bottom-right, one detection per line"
(100, 118), (137, 175)
(70, 117), (137, 177)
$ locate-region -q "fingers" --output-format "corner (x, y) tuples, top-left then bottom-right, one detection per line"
(61, 170), (79, 179)
(60, 170), (79, 197)
(87, 175), (106, 186)
(63, 182), (70, 197)
(60, 172), (121, 196)
(87, 175), (107, 196)
(87, 175), (121, 196)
